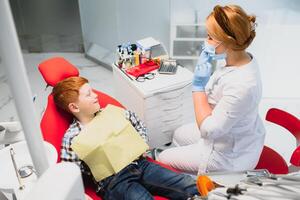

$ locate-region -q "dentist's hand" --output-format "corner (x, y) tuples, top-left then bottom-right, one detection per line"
(192, 51), (212, 92)
(198, 48), (212, 65)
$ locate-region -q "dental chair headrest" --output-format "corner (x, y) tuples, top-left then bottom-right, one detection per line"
(38, 57), (79, 87)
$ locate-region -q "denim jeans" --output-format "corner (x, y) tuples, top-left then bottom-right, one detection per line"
(100, 157), (199, 200)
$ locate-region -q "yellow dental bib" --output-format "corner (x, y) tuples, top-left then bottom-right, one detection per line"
(71, 104), (149, 181)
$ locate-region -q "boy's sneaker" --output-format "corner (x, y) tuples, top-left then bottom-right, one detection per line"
(146, 148), (164, 160)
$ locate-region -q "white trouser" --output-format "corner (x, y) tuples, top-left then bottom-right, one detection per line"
(158, 123), (211, 175)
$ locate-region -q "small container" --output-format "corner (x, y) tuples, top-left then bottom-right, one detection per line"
(144, 49), (151, 59)
(134, 52), (140, 66)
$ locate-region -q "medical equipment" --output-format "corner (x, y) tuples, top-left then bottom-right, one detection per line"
(207, 170), (300, 200)
(158, 59), (178, 74)
(246, 169), (270, 177)
(117, 37), (168, 70)
(246, 168), (300, 183)
(18, 165), (35, 178)
(229, 185), (300, 199)
(136, 37), (168, 57)
(24, 163), (86, 200)
(209, 183), (300, 200)
(10, 148), (25, 190)
(0, 141), (57, 200)
(0, 121), (24, 145)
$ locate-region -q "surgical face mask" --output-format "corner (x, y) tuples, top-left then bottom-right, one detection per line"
(203, 41), (227, 61)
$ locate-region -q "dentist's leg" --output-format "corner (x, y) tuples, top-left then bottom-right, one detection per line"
(172, 123), (201, 146)
(159, 123), (210, 174)
(158, 142), (206, 174)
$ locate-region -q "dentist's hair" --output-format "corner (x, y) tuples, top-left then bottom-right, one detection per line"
(206, 5), (256, 51)
(52, 76), (88, 113)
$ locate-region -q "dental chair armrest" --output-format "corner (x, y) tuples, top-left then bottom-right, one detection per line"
(291, 146), (300, 167)
(24, 162), (85, 200)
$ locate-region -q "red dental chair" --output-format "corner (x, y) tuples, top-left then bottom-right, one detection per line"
(266, 108), (300, 168)
(255, 107), (300, 174)
(255, 146), (288, 174)
(38, 57), (174, 200)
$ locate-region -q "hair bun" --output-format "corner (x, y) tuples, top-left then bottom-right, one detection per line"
(248, 15), (256, 23)
(207, 5), (257, 51)
(248, 15), (257, 31)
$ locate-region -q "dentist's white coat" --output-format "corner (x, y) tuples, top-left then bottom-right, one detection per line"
(159, 55), (266, 174)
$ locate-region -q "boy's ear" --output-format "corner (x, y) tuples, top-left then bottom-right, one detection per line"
(68, 103), (80, 113)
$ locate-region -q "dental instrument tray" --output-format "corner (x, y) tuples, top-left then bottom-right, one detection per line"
(158, 59), (178, 74)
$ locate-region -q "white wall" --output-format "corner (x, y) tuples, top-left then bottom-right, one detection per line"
(78, 0), (119, 52)
(172, 0), (300, 98)
(78, 0), (170, 52)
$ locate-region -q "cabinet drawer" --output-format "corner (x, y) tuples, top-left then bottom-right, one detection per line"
(145, 83), (191, 110)
(145, 101), (184, 121)
(145, 100), (194, 122)
(147, 114), (183, 131)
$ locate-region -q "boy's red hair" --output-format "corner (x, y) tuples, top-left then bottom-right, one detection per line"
(52, 76), (88, 113)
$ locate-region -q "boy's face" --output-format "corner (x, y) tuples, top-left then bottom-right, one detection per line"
(69, 83), (100, 115)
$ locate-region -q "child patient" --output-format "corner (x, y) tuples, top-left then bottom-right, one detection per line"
(52, 76), (200, 200)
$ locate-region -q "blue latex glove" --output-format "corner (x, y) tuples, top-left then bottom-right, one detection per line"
(192, 50), (213, 92)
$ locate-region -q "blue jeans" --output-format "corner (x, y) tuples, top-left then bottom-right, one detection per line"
(101, 157), (199, 200)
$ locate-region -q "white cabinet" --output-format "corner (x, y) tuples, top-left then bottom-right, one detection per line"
(112, 63), (195, 148)
(170, 23), (207, 71)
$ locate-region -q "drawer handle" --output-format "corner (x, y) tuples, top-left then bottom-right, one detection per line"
(153, 82), (191, 96)
(163, 103), (183, 111)
(162, 131), (173, 135)
(163, 114), (183, 123)
(160, 92), (184, 100)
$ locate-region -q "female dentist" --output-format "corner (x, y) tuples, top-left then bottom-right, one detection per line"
(159, 5), (266, 174)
